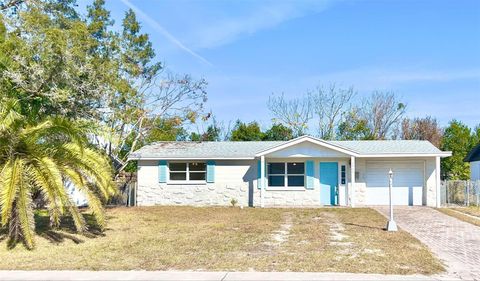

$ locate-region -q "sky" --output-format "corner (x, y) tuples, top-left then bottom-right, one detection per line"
(97, 0), (480, 130)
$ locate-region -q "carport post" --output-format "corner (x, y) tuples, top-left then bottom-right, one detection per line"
(350, 156), (355, 207)
(260, 155), (265, 208)
(435, 156), (441, 208)
(386, 169), (398, 232)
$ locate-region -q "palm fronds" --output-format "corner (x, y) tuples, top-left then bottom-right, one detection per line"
(0, 98), (115, 248)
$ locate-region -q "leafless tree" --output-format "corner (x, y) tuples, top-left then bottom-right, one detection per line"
(360, 91), (407, 140)
(112, 72), (208, 173)
(310, 84), (355, 140)
(267, 93), (313, 137)
(401, 116), (443, 147)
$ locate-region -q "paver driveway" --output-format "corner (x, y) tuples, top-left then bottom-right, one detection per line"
(374, 206), (480, 281)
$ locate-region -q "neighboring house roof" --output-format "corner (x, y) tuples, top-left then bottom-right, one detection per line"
(129, 136), (451, 160)
(465, 143), (480, 162)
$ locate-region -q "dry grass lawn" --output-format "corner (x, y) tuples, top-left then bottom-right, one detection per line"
(0, 207), (444, 274)
(438, 207), (480, 227)
(456, 206), (480, 217)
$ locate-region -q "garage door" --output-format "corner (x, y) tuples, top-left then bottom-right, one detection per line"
(365, 161), (424, 206)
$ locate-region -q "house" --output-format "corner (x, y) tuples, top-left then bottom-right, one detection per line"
(465, 143), (480, 181)
(128, 136), (451, 208)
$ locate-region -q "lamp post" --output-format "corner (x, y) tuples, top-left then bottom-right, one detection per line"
(386, 168), (398, 232)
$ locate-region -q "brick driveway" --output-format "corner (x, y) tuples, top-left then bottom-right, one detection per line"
(374, 206), (480, 281)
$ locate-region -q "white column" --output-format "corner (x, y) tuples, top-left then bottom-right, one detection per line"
(260, 155), (265, 208)
(435, 156), (441, 208)
(350, 156), (356, 207)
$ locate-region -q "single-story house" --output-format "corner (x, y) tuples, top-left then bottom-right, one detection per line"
(465, 143), (480, 181)
(129, 136), (451, 208)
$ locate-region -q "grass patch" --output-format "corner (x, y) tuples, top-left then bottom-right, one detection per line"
(455, 206), (480, 217)
(438, 207), (480, 227)
(0, 207), (444, 274)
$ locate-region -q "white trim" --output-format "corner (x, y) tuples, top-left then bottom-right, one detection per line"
(167, 161), (207, 183)
(166, 181), (207, 185)
(130, 153), (451, 161)
(255, 136), (360, 157)
(358, 152), (452, 158)
(435, 156), (441, 208)
(129, 157), (254, 160)
(267, 162), (306, 188)
(350, 156), (356, 207)
(266, 186), (306, 191)
(260, 155), (265, 208)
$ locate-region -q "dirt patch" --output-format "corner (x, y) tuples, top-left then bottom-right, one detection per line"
(265, 212), (293, 246)
(322, 212), (350, 245)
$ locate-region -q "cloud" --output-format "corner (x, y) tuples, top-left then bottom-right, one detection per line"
(120, 0), (213, 66)
(303, 67), (480, 91)
(186, 0), (334, 49)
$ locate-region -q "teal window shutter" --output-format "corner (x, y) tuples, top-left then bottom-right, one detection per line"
(257, 160), (267, 189)
(158, 160), (167, 183)
(206, 160), (215, 183)
(306, 160), (314, 189)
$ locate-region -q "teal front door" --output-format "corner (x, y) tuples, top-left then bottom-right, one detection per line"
(320, 162), (338, 205)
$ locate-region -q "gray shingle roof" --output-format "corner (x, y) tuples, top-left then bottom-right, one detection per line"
(129, 137), (448, 159)
(328, 140), (443, 155)
(130, 141), (284, 159)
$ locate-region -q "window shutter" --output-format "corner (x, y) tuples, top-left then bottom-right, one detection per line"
(257, 160), (267, 189)
(158, 160), (167, 183)
(306, 160), (314, 189)
(206, 160), (215, 183)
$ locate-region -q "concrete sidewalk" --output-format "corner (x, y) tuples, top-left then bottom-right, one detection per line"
(0, 271), (458, 281)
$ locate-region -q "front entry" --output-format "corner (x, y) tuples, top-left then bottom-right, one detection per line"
(320, 162), (338, 205)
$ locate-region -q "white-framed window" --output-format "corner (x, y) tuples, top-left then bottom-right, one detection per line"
(169, 162), (206, 182)
(268, 162), (305, 187)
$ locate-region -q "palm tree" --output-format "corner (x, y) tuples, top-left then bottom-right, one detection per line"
(0, 98), (115, 249)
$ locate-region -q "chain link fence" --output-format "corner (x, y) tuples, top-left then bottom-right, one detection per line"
(441, 180), (480, 206)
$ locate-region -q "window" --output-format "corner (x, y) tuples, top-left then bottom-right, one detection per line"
(169, 162), (206, 182)
(268, 162), (305, 187)
(341, 165), (346, 184)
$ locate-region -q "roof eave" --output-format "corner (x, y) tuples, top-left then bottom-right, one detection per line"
(127, 156), (255, 161)
(358, 152), (452, 158)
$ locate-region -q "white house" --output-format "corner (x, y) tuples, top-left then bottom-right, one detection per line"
(465, 143), (480, 181)
(129, 136), (451, 208)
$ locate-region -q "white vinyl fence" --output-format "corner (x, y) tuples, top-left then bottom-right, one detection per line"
(441, 180), (480, 206)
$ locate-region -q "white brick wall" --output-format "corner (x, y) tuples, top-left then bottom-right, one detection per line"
(137, 160), (254, 207)
(136, 157), (439, 207)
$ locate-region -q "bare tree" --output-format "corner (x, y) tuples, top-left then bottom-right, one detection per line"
(310, 84), (355, 140)
(360, 91), (407, 140)
(267, 93), (313, 137)
(401, 116), (443, 147)
(111, 72), (208, 173)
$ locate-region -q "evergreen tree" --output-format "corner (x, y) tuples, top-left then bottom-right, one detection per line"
(441, 120), (475, 179)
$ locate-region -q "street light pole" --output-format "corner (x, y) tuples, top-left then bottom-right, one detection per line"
(386, 168), (397, 232)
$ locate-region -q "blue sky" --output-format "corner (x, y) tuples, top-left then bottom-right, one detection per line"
(100, 0), (479, 129)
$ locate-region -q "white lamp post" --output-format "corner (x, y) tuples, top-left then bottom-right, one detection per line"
(386, 168), (398, 232)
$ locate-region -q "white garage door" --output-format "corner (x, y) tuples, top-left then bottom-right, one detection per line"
(365, 161), (424, 206)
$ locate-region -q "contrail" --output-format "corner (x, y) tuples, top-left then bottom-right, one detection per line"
(120, 0), (213, 66)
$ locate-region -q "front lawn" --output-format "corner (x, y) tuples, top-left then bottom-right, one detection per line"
(0, 207), (443, 274)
